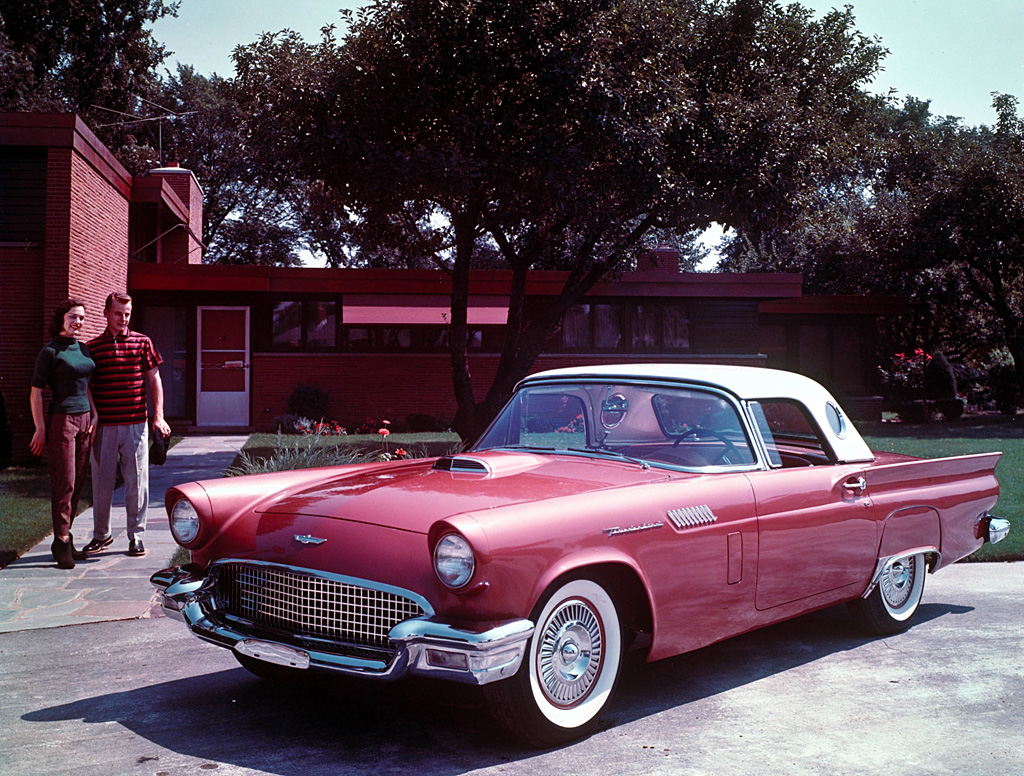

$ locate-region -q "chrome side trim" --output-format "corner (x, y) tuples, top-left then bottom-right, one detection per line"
(667, 505), (718, 530)
(861, 549), (941, 599)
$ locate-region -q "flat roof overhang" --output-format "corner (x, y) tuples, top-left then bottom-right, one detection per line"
(129, 263), (805, 299)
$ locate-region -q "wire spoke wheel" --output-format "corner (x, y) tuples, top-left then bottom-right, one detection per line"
(484, 578), (623, 747)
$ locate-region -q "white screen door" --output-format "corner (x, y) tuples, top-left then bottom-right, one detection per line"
(196, 306), (250, 426)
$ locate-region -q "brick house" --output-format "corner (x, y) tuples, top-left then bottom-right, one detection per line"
(1, 112), (898, 463)
(1, 113), (202, 461)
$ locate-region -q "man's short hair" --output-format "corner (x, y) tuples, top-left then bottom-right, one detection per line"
(105, 292), (132, 311)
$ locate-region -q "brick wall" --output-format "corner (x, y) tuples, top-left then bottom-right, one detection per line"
(2, 133), (131, 464)
(68, 150), (129, 335)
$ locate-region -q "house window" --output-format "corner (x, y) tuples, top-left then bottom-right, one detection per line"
(661, 303), (691, 350)
(560, 305), (591, 350)
(272, 300), (337, 350)
(0, 148), (46, 243)
(594, 304), (623, 350)
(558, 301), (691, 353)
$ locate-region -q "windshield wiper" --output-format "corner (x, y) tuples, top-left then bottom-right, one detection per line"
(567, 447), (651, 470)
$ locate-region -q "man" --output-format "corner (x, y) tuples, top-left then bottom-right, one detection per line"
(83, 292), (171, 557)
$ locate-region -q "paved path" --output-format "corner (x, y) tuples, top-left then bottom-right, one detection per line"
(0, 436), (247, 633)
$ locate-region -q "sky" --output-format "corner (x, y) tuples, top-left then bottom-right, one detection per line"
(151, 0), (1024, 129)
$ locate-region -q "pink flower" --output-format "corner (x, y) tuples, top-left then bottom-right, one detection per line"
(378, 428), (390, 437)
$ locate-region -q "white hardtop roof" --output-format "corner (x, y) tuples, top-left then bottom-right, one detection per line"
(523, 363), (875, 463)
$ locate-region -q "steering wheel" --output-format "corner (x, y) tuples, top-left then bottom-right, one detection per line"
(672, 426), (740, 464)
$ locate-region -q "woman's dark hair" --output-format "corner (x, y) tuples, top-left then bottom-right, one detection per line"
(49, 298), (88, 338)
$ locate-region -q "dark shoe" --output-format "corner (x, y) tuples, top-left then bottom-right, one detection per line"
(82, 536), (113, 554)
(69, 533), (88, 561)
(128, 539), (148, 557)
(51, 537), (75, 570)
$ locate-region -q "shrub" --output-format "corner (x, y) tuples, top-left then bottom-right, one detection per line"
(226, 433), (372, 476)
(925, 351), (957, 400)
(989, 364), (1020, 416)
(406, 413), (438, 432)
(273, 413), (308, 433)
(286, 383), (331, 421)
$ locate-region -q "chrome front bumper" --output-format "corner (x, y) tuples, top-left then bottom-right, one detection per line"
(151, 564), (533, 686)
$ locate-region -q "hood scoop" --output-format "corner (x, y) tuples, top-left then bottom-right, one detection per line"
(432, 456), (491, 474)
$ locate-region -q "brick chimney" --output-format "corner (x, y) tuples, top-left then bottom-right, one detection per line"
(147, 162), (204, 264)
(637, 245), (682, 272)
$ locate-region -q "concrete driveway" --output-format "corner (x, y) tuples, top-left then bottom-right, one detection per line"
(1, 561), (1021, 775)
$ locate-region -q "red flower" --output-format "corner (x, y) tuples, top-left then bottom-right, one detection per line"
(378, 428), (390, 437)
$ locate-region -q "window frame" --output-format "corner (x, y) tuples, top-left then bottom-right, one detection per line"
(267, 298), (341, 352)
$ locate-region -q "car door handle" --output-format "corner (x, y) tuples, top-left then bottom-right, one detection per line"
(843, 476), (867, 493)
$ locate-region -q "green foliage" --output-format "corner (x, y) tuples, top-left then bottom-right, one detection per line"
(156, 65), (303, 265)
(723, 91), (1024, 400)
(0, 0), (180, 173)
(0, 466), (91, 568)
(925, 351), (957, 400)
(226, 433), (372, 476)
(233, 0), (886, 438)
(286, 383), (331, 421)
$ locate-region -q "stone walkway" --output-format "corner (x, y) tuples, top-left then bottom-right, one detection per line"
(0, 436), (247, 633)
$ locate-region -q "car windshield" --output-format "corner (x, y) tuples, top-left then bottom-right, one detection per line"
(474, 381), (756, 469)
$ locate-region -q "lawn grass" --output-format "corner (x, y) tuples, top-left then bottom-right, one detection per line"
(0, 465), (92, 569)
(860, 417), (1024, 562)
(0, 437), (179, 569)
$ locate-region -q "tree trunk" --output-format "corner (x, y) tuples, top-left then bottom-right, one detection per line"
(450, 209), (479, 443)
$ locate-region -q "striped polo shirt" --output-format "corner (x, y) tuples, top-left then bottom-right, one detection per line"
(88, 329), (163, 425)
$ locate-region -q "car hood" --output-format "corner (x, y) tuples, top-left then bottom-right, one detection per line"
(257, 450), (670, 532)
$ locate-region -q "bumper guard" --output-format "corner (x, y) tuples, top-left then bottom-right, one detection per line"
(151, 564), (533, 686)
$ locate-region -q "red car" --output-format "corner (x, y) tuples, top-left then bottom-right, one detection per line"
(153, 364), (1010, 746)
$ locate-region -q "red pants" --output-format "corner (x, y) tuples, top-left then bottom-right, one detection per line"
(48, 412), (92, 537)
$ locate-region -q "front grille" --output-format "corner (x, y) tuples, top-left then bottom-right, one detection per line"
(211, 563), (426, 662)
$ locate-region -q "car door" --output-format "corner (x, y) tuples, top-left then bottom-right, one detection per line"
(745, 400), (877, 611)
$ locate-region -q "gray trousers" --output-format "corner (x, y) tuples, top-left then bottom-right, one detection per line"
(90, 422), (149, 542)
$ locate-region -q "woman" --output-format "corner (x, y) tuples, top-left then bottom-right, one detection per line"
(30, 298), (98, 569)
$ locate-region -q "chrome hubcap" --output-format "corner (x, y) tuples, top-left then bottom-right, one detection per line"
(537, 599), (603, 707)
(880, 557), (914, 607)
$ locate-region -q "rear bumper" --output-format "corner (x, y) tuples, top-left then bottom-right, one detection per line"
(983, 515), (1011, 545)
(151, 564), (533, 686)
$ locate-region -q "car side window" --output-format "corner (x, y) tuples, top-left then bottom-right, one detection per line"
(749, 400), (835, 467)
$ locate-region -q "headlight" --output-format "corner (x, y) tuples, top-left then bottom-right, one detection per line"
(434, 533), (475, 589)
(170, 499), (201, 545)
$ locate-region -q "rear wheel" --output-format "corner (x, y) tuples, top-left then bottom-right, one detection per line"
(483, 578), (623, 747)
(850, 553), (926, 635)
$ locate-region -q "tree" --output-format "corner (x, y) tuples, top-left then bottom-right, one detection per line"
(234, 0), (884, 439)
(0, 0), (179, 172)
(722, 91), (1024, 402)
(888, 94), (1024, 391)
(156, 65), (302, 265)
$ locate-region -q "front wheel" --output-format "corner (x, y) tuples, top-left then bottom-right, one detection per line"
(483, 578), (623, 747)
(850, 553), (926, 635)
